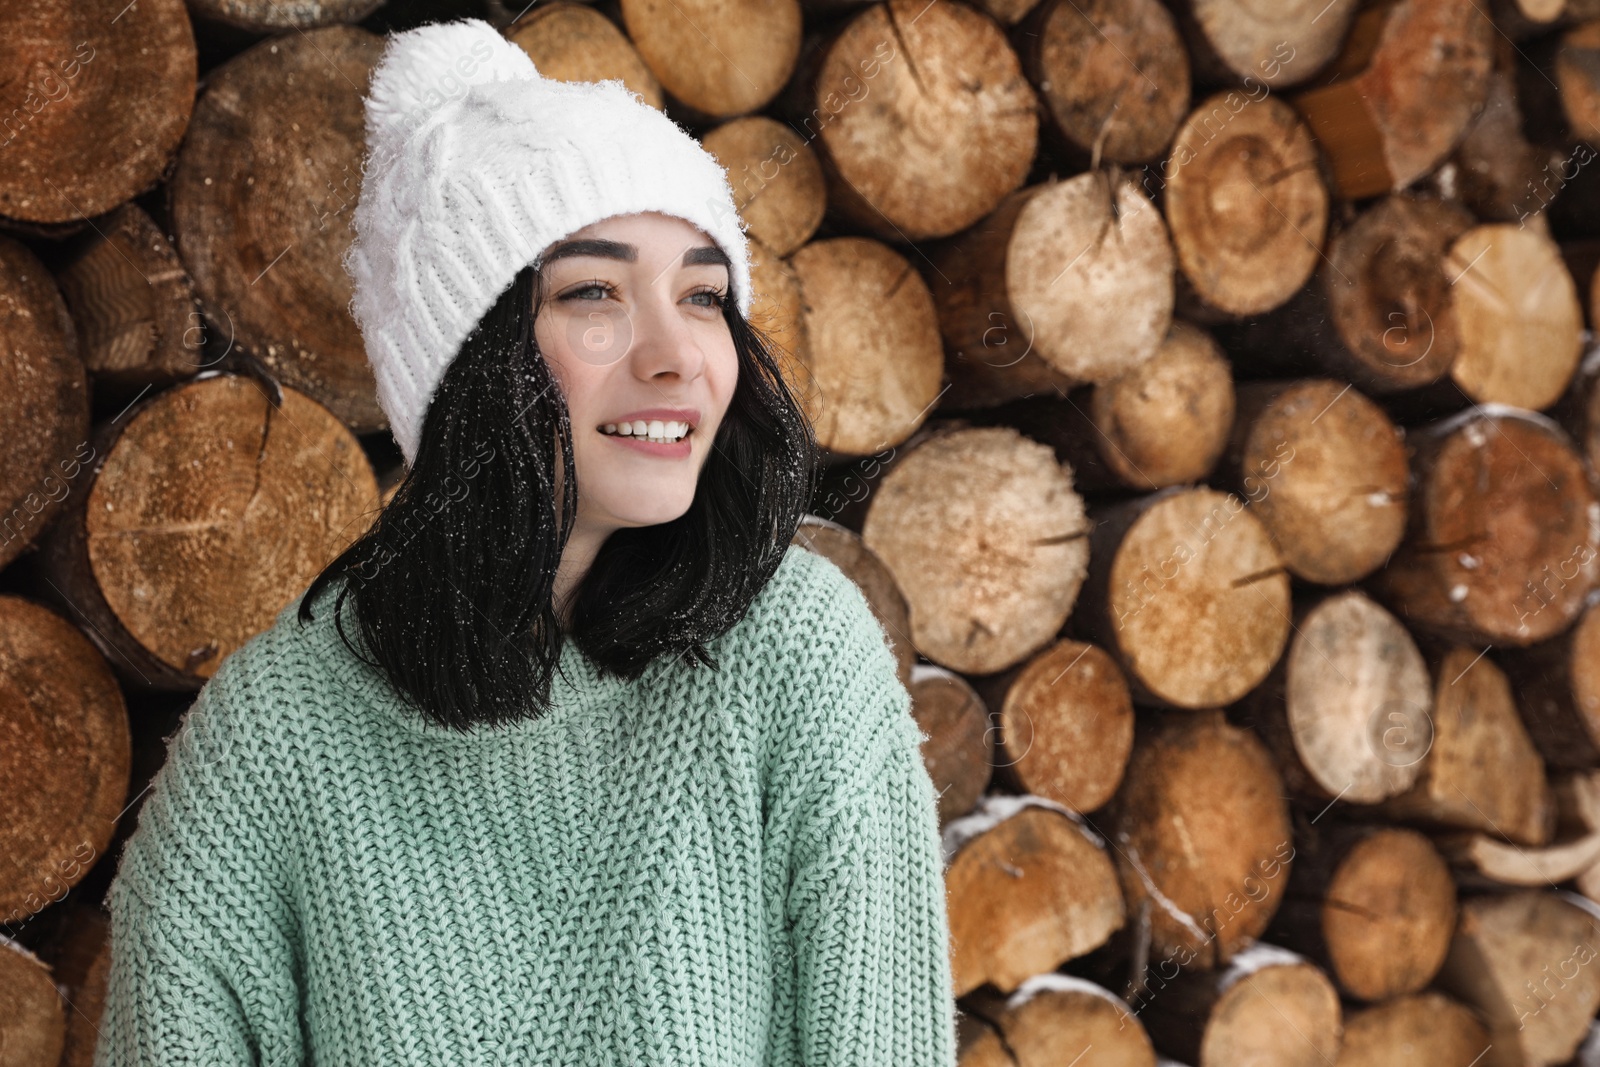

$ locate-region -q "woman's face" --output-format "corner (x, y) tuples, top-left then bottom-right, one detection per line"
(532, 211), (738, 539)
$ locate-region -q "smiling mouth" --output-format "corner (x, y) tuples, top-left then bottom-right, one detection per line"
(598, 420), (693, 444)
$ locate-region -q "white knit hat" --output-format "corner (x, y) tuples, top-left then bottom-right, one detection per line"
(343, 17), (753, 467)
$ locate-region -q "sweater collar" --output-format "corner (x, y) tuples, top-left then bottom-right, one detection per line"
(288, 577), (637, 737)
(547, 635), (633, 714)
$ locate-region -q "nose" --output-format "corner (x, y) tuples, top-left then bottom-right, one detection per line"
(622, 285), (708, 383)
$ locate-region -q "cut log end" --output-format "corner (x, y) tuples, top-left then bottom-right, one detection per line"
(0, 598), (130, 926)
(1111, 712), (1294, 968)
(1374, 407), (1599, 647)
(946, 802), (1126, 996)
(863, 426), (1089, 675)
(1165, 94), (1329, 316)
(993, 639), (1135, 814)
(1231, 379), (1409, 585)
(1093, 487), (1290, 709)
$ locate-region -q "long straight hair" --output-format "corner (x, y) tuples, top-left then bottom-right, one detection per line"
(298, 261), (820, 732)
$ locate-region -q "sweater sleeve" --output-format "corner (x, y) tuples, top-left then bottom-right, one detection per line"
(775, 612), (959, 1066)
(93, 669), (304, 1067)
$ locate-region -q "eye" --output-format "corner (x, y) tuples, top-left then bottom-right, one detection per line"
(687, 286), (729, 310)
(560, 279), (616, 302)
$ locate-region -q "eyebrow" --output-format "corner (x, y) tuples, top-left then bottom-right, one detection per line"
(541, 238), (730, 271)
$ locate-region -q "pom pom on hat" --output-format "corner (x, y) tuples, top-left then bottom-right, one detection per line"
(343, 18), (753, 468)
(360, 21), (535, 167)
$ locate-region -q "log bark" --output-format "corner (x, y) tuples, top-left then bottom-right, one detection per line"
(1288, 0), (1496, 199)
(1221, 379), (1409, 585)
(1370, 406), (1600, 647)
(927, 173), (1176, 407)
(187, 0), (382, 31)
(807, 0), (1038, 241)
(0, 0), (196, 226)
(1444, 221), (1585, 410)
(1164, 92), (1329, 317)
(702, 116), (825, 258)
(968, 638), (1135, 815)
(1499, 602), (1600, 769)
(1548, 337), (1600, 483)
(54, 203), (205, 413)
(620, 0), (799, 118)
(1212, 194), (1473, 394)
(1433, 890), (1600, 1067)
(1070, 487), (1290, 710)
(505, 2), (665, 109)
(1380, 645), (1555, 847)
(33, 900), (111, 1067)
(807, 433), (907, 533)
(787, 237), (944, 457)
(1445, 33), (1559, 225)
(1440, 826), (1600, 885)
(1239, 589), (1431, 804)
(1335, 991), (1491, 1067)
(1014, 0), (1190, 166)
(1108, 711), (1294, 968)
(1559, 771), (1600, 901)
(955, 1013), (1017, 1067)
(168, 25), (388, 434)
(1558, 19), (1600, 144)
(861, 425), (1090, 675)
(34, 375), (379, 691)
(0, 596), (129, 927)
(0, 235), (90, 571)
(943, 795), (1126, 996)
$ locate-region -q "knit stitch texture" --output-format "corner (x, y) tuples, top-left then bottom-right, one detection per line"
(92, 544), (959, 1066)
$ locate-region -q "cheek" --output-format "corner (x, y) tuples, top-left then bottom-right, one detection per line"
(558, 308), (640, 374)
(532, 317), (598, 424)
(709, 337), (739, 410)
(533, 309), (570, 367)
(553, 362), (607, 435)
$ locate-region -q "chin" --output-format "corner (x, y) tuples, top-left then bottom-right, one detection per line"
(602, 496), (697, 528)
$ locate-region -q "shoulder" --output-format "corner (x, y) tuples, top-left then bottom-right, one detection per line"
(740, 542), (897, 652)
(175, 575), (369, 766)
(111, 587), (336, 905)
(731, 543), (903, 683)
(738, 543), (915, 767)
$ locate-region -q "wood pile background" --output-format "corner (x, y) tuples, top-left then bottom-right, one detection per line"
(4, 0), (1600, 1063)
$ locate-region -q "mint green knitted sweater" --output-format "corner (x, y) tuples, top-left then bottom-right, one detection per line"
(94, 544), (959, 1066)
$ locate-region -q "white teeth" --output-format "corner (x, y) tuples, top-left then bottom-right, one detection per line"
(600, 419), (690, 443)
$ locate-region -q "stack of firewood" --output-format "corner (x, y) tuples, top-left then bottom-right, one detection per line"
(3, 0), (1600, 1063)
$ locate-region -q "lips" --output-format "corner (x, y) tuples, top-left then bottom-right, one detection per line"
(598, 426), (693, 457)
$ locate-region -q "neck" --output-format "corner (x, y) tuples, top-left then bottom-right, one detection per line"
(553, 522), (608, 629)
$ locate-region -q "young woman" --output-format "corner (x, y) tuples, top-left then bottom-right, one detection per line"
(94, 18), (957, 1067)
